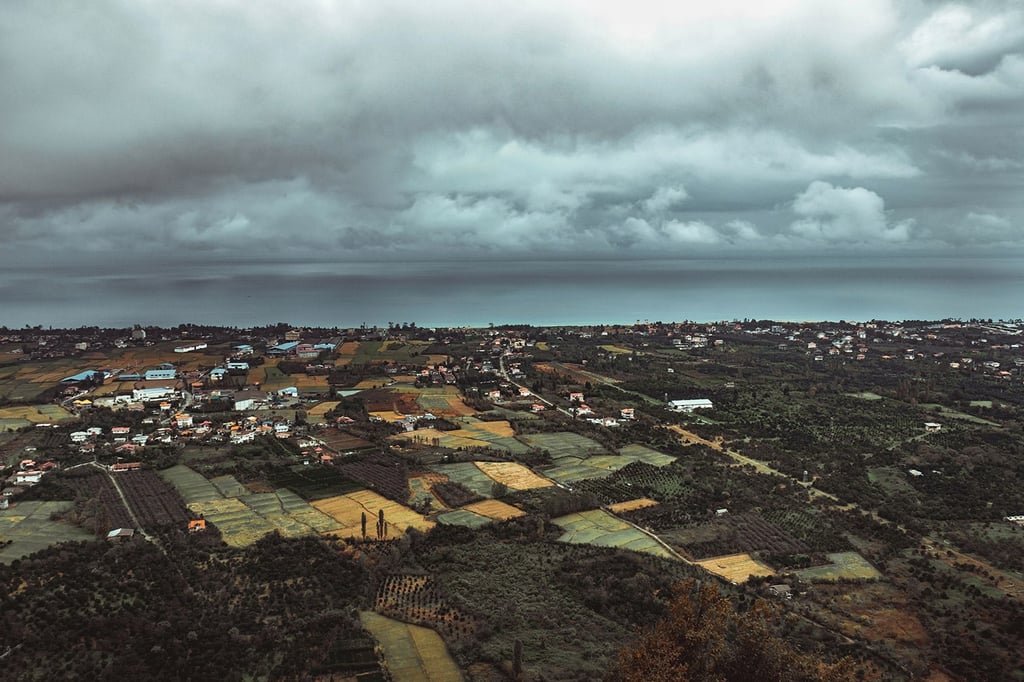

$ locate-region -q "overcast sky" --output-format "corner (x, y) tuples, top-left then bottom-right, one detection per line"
(2, 0), (1022, 270)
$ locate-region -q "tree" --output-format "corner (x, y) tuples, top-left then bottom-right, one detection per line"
(361, 512), (367, 540)
(609, 580), (855, 682)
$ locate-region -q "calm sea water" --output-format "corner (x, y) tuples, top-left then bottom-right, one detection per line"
(2, 257), (1021, 328)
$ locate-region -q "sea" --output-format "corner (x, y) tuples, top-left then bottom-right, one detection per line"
(2, 256), (1021, 329)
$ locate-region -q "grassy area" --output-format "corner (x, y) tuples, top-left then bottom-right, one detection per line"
(795, 552), (883, 582)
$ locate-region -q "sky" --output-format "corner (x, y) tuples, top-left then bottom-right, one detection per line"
(1, 0), (1022, 275)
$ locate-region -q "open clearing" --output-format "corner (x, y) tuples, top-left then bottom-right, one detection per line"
(553, 509), (677, 560)
(314, 489), (434, 540)
(795, 552), (883, 582)
(0, 500), (93, 564)
(695, 553), (776, 583)
(359, 611), (463, 682)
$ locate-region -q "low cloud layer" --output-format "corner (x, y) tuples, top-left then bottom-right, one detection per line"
(1, 0), (1022, 269)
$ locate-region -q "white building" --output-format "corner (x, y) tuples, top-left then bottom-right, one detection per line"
(668, 398), (714, 412)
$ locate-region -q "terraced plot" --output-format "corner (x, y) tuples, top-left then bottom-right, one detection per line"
(552, 509), (677, 560)
(359, 611), (464, 682)
(0, 501), (93, 564)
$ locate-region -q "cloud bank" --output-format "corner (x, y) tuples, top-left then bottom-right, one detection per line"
(0, 0), (1022, 269)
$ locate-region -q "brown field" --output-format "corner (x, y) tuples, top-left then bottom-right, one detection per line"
(695, 553), (776, 583)
(812, 583), (930, 650)
(370, 410), (413, 423)
(362, 389), (421, 415)
(338, 342), (360, 355)
(474, 462), (554, 490)
(318, 430), (374, 451)
(313, 489), (435, 540)
(354, 379), (388, 389)
(462, 499), (525, 521)
(607, 498), (660, 514)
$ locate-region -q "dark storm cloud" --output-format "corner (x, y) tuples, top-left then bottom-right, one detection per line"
(0, 0), (1022, 268)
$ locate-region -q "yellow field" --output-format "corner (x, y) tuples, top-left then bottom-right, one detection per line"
(354, 379), (387, 389)
(371, 410), (412, 423)
(607, 498), (659, 514)
(307, 401), (340, 417)
(313, 489), (434, 540)
(0, 404), (75, 423)
(599, 345), (634, 354)
(462, 499), (525, 521)
(471, 421), (515, 437)
(359, 612), (464, 682)
(474, 462), (554, 490)
(695, 553), (776, 583)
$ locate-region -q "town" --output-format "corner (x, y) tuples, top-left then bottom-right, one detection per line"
(1, 318), (1023, 680)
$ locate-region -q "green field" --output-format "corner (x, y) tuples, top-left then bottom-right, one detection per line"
(0, 501), (94, 564)
(436, 509), (492, 529)
(795, 552), (883, 582)
(160, 465), (341, 546)
(359, 611), (464, 682)
(519, 432), (608, 462)
(552, 509), (677, 560)
(430, 462), (500, 498)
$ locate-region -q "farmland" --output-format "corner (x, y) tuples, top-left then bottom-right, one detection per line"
(314, 489), (434, 540)
(374, 574), (481, 647)
(695, 553), (776, 583)
(0, 500), (93, 563)
(795, 552), (883, 582)
(359, 611), (464, 682)
(160, 465), (341, 546)
(397, 417), (529, 453)
(552, 508), (677, 560)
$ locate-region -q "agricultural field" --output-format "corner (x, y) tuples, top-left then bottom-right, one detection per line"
(795, 552), (883, 582)
(117, 470), (192, 528)
(518, 432), (608, 462)
(159, 465), (223, 503)
(0, 404), (74, 425)
(255, 472), (358, 507)
(543, 444), (676, 484)
(306, 401), (339, 419)
(552, 509), (677, 560)
(316, 429), (375, 452)
(660, 513), (809, 560)
(436, 509), (492, 529)
(314, 489), (434, 540)
(397, 418), (529, 454)
(0, 500), (93, 564)
(338, 455), (411, 502)
(694, 553), (776, 583)
(473, 462), (554, 491)
(161, 464), (340, 546)
(375, 574), (481, 648)
(606, 498), (659, 514)
(462, 499), (526, 521)
(358, 611), (464, 682)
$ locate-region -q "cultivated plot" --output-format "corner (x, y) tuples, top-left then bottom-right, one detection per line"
(159, 465), (223, 504)
(314, 489), (435, 540)
(462, 499), (526, 521)
(552, 509), (676, 560)
(695, 553), (776, 583)
(519, 432), (608, 463)
(606, 498), (659, 514)
(436, 509), (492, 529)
(359, 611), (464, 682)
(474, 461), (554, 491)
(0, 501), (93, 564)
(795, 552), (883, 582)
